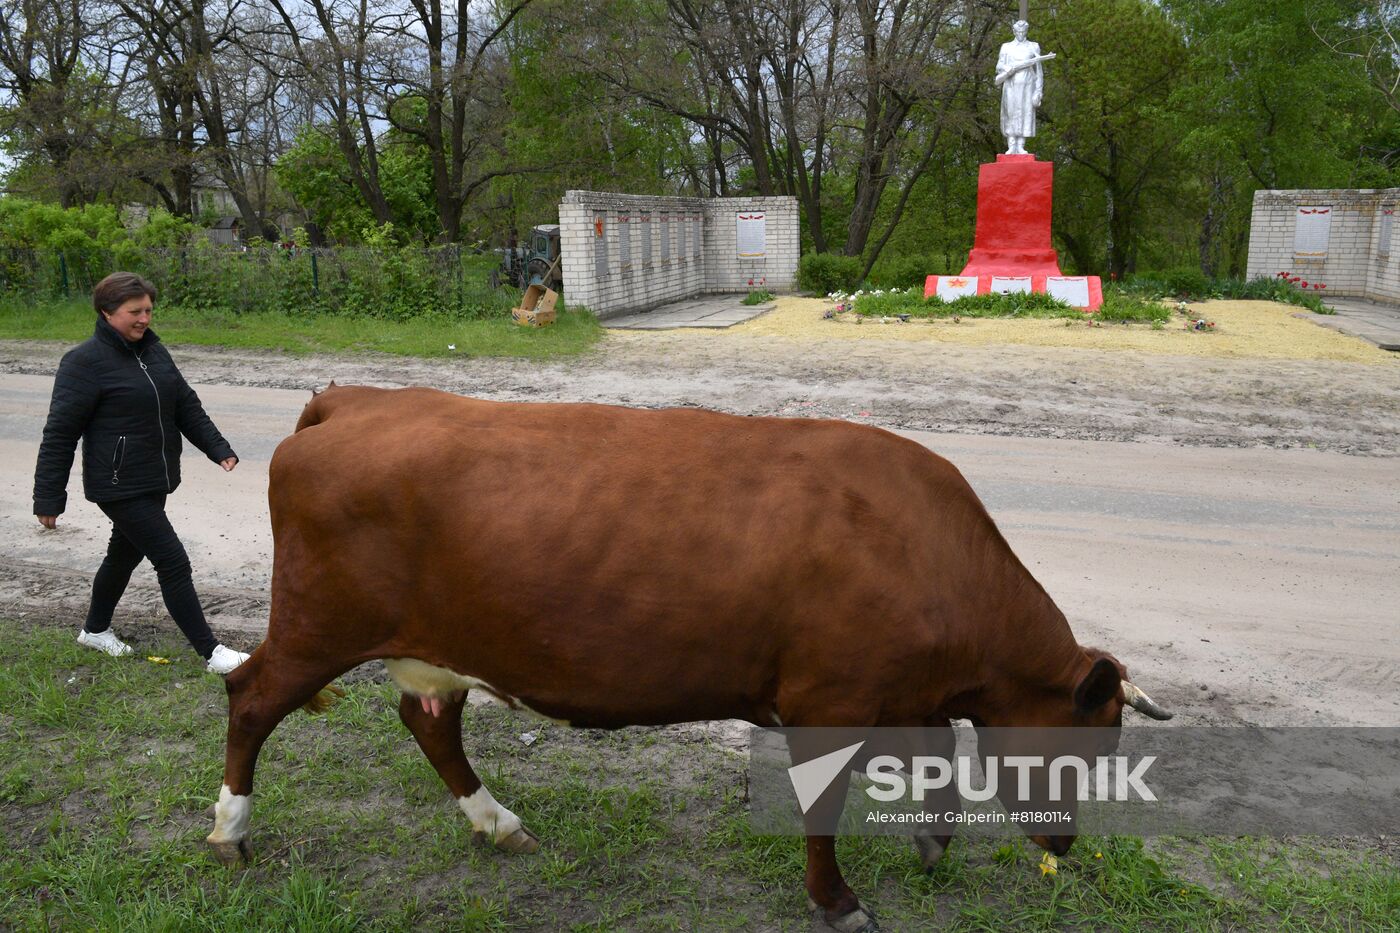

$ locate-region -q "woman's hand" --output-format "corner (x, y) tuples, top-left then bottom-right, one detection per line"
(37, 515), (57, 529)
(220, 457), (237, 472)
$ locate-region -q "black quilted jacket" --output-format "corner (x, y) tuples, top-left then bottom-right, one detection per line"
(33, 316), (238, 515)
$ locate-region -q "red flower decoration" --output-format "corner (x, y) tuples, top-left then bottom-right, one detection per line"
(1300, 281), (1308, 288)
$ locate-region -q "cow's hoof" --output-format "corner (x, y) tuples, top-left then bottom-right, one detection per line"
(494, 827), (540, 855)
(914, 834), (950, 871)
(207, 835), (252, 867)
(807, 898), (879, 933)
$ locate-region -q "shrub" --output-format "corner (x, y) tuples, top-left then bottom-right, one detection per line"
(0, 201), (519, 321)
(867, 255), (938, 290)
(1223, 274), (1332, 313)
(797, 252), (863, 295)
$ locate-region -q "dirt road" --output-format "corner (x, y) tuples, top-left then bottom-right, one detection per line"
(3, 314), (1398, 729)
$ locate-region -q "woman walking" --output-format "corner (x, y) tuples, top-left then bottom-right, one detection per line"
(33, 272), (249, 674)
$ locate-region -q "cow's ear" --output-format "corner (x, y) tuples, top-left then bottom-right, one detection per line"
(1074, 657), (1122, 712)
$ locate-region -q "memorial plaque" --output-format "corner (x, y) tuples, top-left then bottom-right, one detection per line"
(1380, 207), (1394, 258)
(677, 213), (688, 261)
(593, 211), (608, 279)
(659, 213), (671, 263)
(991, 276), (1032, 294)
(737, 212), (766, 257)
(640, 213), (653, 266)
(1294, 206), (1331, 257)
(692, 214), (702, 258)
(1046, 276), (1090, 307)
(934, 275), (979, 301)
(618, 214), (632, 271)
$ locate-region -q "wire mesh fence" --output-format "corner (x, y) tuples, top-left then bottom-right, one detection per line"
(0, 244), (520, 321)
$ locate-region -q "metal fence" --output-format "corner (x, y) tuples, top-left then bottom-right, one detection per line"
(0, 245), (518, 320)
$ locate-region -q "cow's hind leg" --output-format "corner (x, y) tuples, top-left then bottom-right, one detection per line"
(397, 692), (539, 854)
(208, 648), (343, 866)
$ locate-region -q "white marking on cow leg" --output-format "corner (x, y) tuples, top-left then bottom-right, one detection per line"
(458, 785), (539, 853)
(209, 784), (250, 842)
(206, 783), (254, 865)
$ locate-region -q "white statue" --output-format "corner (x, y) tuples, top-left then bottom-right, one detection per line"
(996, 20), (1054, 156)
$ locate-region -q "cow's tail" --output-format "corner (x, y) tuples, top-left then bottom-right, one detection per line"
(302, 682), (347, 715)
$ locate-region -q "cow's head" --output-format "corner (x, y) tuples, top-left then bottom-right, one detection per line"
(976, 646), (1172, 856)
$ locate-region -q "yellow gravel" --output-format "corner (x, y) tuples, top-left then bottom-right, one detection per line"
(710, 297), (1395, 364)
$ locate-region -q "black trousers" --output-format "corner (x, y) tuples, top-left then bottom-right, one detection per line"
(83, 494), (218, 659)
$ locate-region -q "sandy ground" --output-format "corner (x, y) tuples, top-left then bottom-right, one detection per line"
(2, 298), (1397, 731)
(744, 297), (1394, 363)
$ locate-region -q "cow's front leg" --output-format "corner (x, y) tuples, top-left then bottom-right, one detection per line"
(908, 718), (958, 871)
(397, 691), (539, 854)
(208, 648), (339, 866)
(788, 731), (878, 933)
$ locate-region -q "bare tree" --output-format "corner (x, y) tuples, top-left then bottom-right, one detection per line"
(386, 0), (541, 241)
(1316, 2), (1400, 118)
(557, 0), (987, 258)
(114, 0), (285, 234)
(0, 1), (132, 205)
(266, 0), (402, 226)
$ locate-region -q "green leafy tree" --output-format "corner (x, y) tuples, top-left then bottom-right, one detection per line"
(1168, 0), (1398, 275)
(276, 123), (437, 244)
(1034, 0), (1190, 277)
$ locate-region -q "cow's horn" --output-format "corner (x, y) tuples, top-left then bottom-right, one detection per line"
(1122, 681), (1173, 720)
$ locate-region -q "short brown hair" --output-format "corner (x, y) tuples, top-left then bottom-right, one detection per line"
(93, 272), (158, 315)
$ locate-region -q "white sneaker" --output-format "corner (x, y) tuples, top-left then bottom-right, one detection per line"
(77, 629), (133, 657)
(206, 644), (250, 675)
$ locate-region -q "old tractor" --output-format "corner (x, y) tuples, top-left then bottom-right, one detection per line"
(490, 224), (563, 291)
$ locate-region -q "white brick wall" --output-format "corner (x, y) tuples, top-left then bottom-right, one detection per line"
(560, 190), (800, 319)
(1247, 188), (1400, 301)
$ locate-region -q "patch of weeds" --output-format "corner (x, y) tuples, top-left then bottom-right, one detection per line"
(1117, 274), (1334, 314)
(741, 289), (774, 305)
(846, 287), (1168, 323)
(1095, 291), (1172, 323)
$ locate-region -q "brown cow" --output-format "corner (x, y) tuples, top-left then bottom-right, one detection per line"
(207, 384), (1170, 932)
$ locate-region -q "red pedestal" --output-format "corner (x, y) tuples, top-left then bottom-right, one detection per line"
(960, 154), (1063, 277)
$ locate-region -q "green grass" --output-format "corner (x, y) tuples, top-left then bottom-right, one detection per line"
(741, 289), (775, 305)
(848, 287), (1171, 324)
(2, 619), (1393, 930)
(0, 295), (605, 359)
